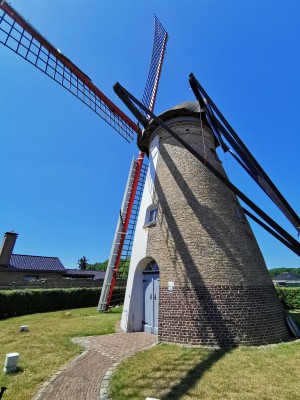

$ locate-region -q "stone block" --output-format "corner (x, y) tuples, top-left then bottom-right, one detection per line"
(3, 352), (19, 373)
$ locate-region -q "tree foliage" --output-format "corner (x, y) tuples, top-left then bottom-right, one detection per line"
(78, 256), (89, 271)
(86, 260), (108, 271)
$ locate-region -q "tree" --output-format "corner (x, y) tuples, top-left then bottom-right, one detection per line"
(78, 256), (89, 271)
(86, 260), (108, 271)
(85, 258), (130, 278)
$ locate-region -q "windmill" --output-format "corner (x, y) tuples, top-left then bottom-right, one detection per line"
(1, 1), (299, 347)
(111, 79), (299, 345)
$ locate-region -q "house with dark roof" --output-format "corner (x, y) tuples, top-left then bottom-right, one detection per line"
(0, 232), (104, 289)
(9, 254), (65, 272)
(273, 272), (300, 287)
(63, 269), (105, 281)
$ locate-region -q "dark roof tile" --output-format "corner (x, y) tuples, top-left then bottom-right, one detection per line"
(9, 254), (65, 271)
(273, 272), (300, 281)
(64, 269), (105, 280)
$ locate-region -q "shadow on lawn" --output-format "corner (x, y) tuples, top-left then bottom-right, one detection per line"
(0, 387), (7, 400)
(151, 134), (248, 399)
(160, 348), (232, 400)
(159, 310), (300, 399)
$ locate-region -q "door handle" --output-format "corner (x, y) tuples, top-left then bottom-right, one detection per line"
(150, 293), (152, 299)
(154, 293), (156, 300)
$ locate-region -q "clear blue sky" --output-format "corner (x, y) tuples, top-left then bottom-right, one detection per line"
(0, 0), (299, 269)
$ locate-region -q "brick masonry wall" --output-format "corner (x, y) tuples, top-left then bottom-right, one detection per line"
(159, 285), (288, 346)
(0, 269), (102, 289)
(0, 269), (63, 286)
(144, 114), (290, 346)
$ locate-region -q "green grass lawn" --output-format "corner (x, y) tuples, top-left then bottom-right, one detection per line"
(110, 311), (300, 400)
(0, 306), (121, 400)
(1, 308), (299, 400)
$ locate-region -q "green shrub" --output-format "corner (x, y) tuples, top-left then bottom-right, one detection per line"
(0, 287), (125, 318)
(0, 288), (98, 318)
(276, 287), (300, 309)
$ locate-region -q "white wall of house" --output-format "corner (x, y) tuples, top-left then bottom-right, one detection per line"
(273, 279), (300, 286)
(121, 135), (159, 332)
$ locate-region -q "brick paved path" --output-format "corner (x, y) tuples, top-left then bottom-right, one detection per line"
(34, 332), (158, 400)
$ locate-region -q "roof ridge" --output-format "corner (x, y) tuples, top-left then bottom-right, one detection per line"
(12, 254), (60, 259)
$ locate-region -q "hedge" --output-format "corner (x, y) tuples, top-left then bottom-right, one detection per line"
(1, 286), (298, 319)
(275, 287), (300, 310)
(0, 287), (125, 319)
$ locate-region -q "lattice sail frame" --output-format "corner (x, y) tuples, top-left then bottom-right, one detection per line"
(108, 159), (148, 306)
(0, 1), (137, 142)
(142, 15), (168, 113)
(103, 16), (168, 309)
(0, 0), (168, 308)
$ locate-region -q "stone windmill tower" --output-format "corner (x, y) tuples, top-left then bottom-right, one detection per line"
(120, 100), (291, 347)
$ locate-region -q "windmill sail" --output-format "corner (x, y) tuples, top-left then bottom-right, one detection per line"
(113, 81), (300, 256)
(189, 73), (300, 236)
(98, 15), (168, 310)
(142, 15), (168, 113)
(0, 1), (137, 142)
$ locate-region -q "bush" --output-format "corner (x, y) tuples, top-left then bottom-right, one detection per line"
(0, 288), (100, 318)
(0, 287), (125, 318)
(276, 287), (300, 310)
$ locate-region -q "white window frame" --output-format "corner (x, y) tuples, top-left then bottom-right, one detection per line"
(144, 204), (158, 227)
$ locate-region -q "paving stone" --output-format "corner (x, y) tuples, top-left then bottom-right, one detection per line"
(35, 332), (158, 400)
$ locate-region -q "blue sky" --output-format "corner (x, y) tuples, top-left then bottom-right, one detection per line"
(0, 0), (299, 269)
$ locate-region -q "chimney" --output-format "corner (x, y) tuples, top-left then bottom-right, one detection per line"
(0, 232), (18, 268)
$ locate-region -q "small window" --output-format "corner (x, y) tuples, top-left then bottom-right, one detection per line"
(143, 260), (159, 274)
(144, 204), (158, 227)
(149, 208), (157, 223)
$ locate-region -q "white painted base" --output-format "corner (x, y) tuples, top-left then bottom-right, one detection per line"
(121, 136), (160, 333)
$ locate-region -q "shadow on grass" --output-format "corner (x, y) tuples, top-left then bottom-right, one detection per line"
(4, 367), (24, 375)
(0, 387), (7, 400)
(161, 348), (231, 400)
